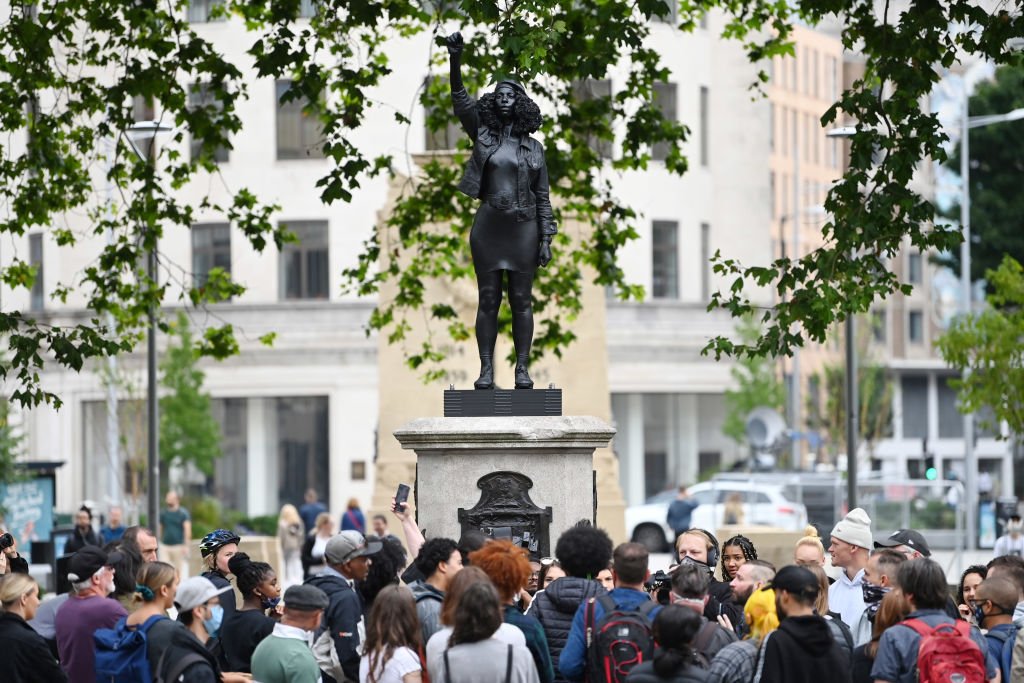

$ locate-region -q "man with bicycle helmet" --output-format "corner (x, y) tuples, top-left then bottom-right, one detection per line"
(200, 529), (241, 630)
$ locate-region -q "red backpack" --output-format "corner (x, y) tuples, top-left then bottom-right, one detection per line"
(902, 618), (986, 683)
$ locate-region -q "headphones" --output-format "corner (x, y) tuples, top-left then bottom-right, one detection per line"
(682, 528), (720, 568)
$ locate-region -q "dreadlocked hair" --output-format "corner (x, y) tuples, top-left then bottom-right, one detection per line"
(721, 534), (758, 580)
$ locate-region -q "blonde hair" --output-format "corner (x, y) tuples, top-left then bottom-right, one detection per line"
(805, 564), (831, 616)
(136, 561), (176, 604)
(279, 503), (301, 526)
(314, 512), (333, 531)
(347, 498), (360, 510)
(795, 525), (825, 557)
(0, 573), (37, 609)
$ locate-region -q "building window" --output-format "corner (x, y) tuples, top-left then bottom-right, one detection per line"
(280, 220), (329, 300)
(572, 79), (613, 159)
(187, 0), (224, 22)
(423, 76), (461, 151)
(937, 376), (964, 438)
(700, 222), (711, 302)
(901, 375), (928, 439)
(908, 309), (924, 344)
(769, 172), (776, 219)
(907, 250), (922, 284)
(276, 80), (324, 160)
(29, 233), (43, 310)
(192, 223), (231, 291)
(699, 86), (709, 167)
(652, 220), (679, 299)
(189, 83), (229, 163)
(652, 0), (677, 23)
(652, 81), (677, 161)
(871, 309), (886, 343)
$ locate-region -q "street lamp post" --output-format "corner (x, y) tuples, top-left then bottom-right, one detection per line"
(826, 126), (859, 510)
(125, 120), (172, 532)
(960, 103), (1024, 550)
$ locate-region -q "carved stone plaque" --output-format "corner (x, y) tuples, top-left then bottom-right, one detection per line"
(457, 471), (553, 556)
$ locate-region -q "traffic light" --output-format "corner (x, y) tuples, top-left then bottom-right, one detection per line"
(925, 454), (937, 481)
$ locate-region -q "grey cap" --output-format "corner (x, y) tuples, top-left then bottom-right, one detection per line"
(325, 530), (382, 564)
(174, 576), (232, 612)
(284, 584), (329, 612)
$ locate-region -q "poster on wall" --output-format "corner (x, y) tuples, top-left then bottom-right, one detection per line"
(0, 477), (55, 549)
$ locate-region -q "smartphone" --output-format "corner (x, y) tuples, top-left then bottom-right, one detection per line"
(394, 483), (411, 509)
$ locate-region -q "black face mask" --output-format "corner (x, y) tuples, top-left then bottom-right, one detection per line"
(862, 581), (889, 618)
(680, 555), (714, 577)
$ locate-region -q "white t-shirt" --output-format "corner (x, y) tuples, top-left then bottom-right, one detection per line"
(994, 534), (1024, 558)
(359, 645), (421, 683)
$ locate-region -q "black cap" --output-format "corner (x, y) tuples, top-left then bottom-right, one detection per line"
(283, 584), (329, 612)
(770, 565), (819, 600)
(67, 546), (123, 582)
(874, 529), (931, 557)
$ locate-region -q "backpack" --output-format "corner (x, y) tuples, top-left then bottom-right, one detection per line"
(154, 631), (216, 683)
(584, 595), (657, 683)
(688, 620), (719, 669)
(94, 614), (167, 683)
(984, 624), (1018, 681)
(903, 617), (986, 683)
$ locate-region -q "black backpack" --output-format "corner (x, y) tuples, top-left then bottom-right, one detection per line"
(584, 595), (657, 683)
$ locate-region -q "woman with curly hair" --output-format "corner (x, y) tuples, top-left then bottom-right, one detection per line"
(471, 540), (555, 683)
(720, 535), (757, 582)
(445, 30), (556, 390)
(360, 585), (422, 683)
(359, 535), (407, 611)
(219, 552), (280, 673)
(956, 564), (987, 622)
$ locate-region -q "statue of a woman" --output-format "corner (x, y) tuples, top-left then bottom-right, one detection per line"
(446, 31), (556, 390)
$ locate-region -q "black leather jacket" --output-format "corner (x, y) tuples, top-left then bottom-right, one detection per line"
(451, 87), (556, 237)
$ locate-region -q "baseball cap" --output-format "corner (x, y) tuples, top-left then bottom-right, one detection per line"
(324, 531), (382, 564)
(67, 546), (123, 582)
(874, 529), (931, 557)
(283, 584), (330, 612)
(769, 565), (819, 600)
(174, 576), (233, 612)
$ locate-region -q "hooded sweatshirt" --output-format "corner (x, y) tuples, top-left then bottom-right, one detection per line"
(752, 614), (851, 683)
(528, 577), (605, 681)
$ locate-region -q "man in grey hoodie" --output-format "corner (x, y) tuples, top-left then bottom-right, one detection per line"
(407, 537), (463, 645)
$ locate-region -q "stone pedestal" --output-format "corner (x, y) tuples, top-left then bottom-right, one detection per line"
(394, 416), (615, 551)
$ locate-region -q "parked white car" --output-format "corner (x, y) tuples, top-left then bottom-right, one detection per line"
(625, 480), (809, 551)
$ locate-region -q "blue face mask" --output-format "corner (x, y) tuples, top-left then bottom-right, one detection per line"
(262, 596), (281, 611)
(203, 604), (224, 636)
(973, 602), (986, 625)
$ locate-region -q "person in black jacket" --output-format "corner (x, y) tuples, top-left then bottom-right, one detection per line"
(64, 506), (100, 554)
(198, 528), (241, 630)
(529, 523), (612, 682)
(0, 573), (67, 682)
(306, 530), (381, 683)
(625, 605), (710, 683)
(219, 552), (280, 673)
(752, 565), (851, 683)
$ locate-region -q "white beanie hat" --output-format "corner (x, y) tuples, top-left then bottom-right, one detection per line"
(830, 507), (873, 549)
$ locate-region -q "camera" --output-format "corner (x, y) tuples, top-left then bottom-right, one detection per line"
(644, 569), (672, 605)
(0, 532), (14, 550)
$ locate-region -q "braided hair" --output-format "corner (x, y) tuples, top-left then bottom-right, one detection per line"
(227, 552), (274, 598)
(721, 534), (758, 581)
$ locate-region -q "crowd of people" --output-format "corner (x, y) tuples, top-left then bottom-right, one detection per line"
(4, 494), (1024, 682)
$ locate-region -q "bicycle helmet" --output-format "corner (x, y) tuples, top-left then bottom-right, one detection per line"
(200, 529), (241, 558)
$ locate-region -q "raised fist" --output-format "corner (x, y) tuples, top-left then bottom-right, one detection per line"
(446, 31), (464, 56)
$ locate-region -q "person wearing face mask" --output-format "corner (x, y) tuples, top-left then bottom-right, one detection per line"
(851, 548), (906, 647)
(994, 515), (1024, 559)
(171, 576), (253, 683)
(975, 577), (1019, 682)
(675, 529), (742, 633)
(220, 552), (281, 673)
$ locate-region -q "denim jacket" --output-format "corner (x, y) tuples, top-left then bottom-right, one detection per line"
(451, 87), (556, 237)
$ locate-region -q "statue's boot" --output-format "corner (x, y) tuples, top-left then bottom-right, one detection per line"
(514, 363), (533, 390)
(474, 356), (495, 390)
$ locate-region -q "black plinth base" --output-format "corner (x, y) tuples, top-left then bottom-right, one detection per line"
(444, 388), (562, 417)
